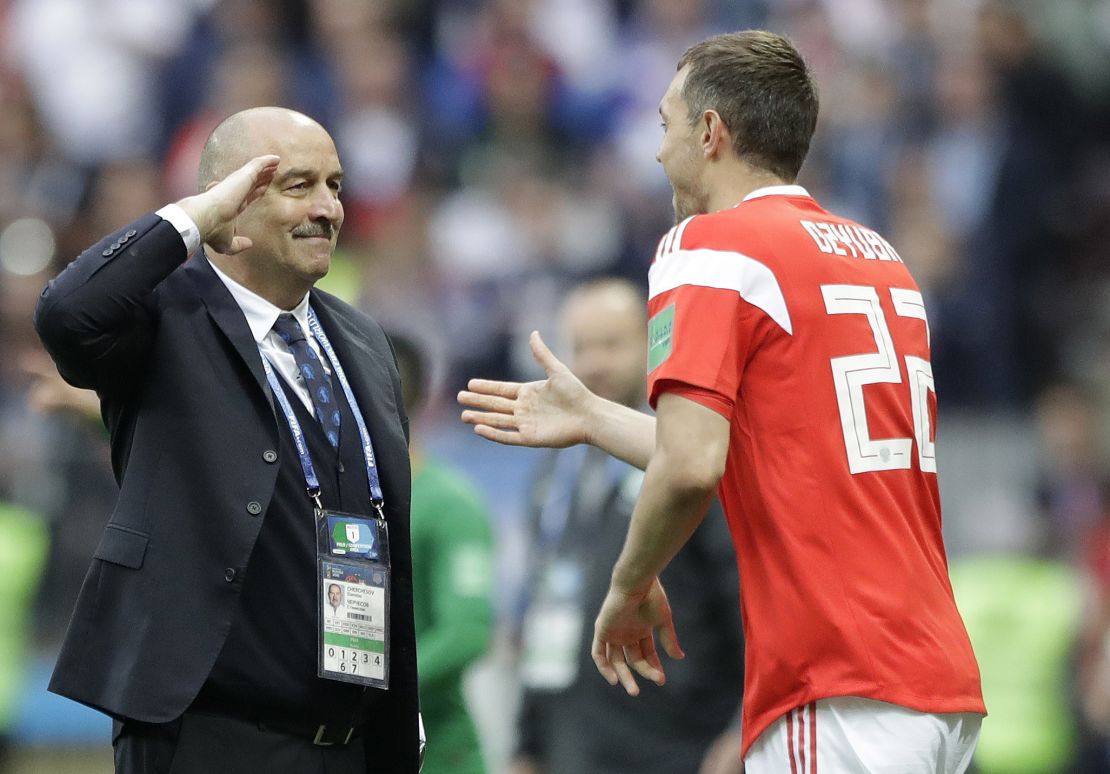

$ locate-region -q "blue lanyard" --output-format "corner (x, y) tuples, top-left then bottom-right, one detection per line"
(537, 447), (629, 548)
(261, 307), (386, 518)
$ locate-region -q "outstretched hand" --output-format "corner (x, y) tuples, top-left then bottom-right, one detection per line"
(458, 331), (596, 449)
(592, 577), (684, 696)
(177, 155), (280, 255)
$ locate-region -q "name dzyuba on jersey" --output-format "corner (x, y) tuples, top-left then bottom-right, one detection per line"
(800, 219), (904, 263)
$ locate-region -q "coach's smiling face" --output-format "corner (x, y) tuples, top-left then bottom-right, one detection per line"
(225, 110), (345, 309)
(247, 115), (343, 285)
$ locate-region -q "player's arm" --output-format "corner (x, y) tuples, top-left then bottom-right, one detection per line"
(592, 391), (730, 695)
(459, 331), (656, 470)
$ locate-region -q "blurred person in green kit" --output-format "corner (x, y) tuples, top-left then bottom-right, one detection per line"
(392, 332), (494, 773)
(0, 503), (48, 767)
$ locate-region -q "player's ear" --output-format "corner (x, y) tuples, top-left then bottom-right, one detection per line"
(701, 110), (729, 160)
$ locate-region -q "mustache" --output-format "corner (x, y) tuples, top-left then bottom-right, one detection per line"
(291, 222), (335, 239)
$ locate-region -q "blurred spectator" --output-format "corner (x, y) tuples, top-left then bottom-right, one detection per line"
(393, 332), (495, 773)
(0, 502), (49, 771)
(4, 0), (200, 164)
(0, 70), (86, 232)
(969, 1), (1088, 404)
(4, 156), (157, 648)
(17, 348), (116, 648)
(950, 550), (1083, 774)
(328, 22), (420, 239)
(424, 0), (567, 180)
(160, 0), (342, 199)
(510, 279), (743, 774)
(611, 0), (720, 198)
(162, 41), (294, 201)
(0, 72), (48, 222)
(888, 0), (939, 141)
(1035, 383), (1109, 564)
(427, 146), (623, 388)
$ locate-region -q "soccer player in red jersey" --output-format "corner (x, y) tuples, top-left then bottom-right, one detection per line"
(460, 30), (985, 773)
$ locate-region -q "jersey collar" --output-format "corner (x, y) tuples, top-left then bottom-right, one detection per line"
(742, 184), (811, 202)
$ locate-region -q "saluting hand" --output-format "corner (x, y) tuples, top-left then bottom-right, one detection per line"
(458, 331), (596, 449)
(177, 155), (280, 255)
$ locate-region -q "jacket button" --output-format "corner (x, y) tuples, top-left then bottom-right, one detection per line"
(224, 568), (236, 582)
(246, 501), (262, 515)
(102, 249), (113, 257)
(126, 229), (137, 238)
(262, 450), (278, 463)
(110, 242), (121, 250)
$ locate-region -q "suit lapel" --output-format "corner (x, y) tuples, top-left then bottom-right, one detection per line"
(183, 254), (274, 411)
(181, 258), (398, 444)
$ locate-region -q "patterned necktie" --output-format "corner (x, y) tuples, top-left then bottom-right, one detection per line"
(272, 313), (341, 448)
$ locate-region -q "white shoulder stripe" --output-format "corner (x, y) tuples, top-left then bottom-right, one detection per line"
(656, 216), (696, 259)
(648, 247), (793, 335)
(669, 216), (694, 253)
(660, 227), (675, 256)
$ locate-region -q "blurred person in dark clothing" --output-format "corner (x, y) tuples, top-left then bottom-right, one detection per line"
(0, 499), (49, 773)
(391, 331), (494, 774)
(13, 157), (162, 648)
(1036, 382), (1110, 773)
(0, 269), (54, 773)
(970, 1), (1089, 405)
(510, 279), (743, 774)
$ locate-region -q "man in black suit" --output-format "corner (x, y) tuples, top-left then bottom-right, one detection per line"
(510, 279), (743, 774)
(34, 107), (421, 773)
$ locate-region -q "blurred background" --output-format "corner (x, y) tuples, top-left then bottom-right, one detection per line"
(0, 0), (1109, 772)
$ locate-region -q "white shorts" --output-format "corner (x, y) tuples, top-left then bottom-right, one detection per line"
(745, 696), (982, 774)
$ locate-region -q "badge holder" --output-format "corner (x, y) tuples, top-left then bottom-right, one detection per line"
(317, 507), (391, 688)
(264, 310), (396, 691)
(520, 558), (585, 690)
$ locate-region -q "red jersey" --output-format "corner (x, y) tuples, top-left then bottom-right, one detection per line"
(645, 186), (985, 756)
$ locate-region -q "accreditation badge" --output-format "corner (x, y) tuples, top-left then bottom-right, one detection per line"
(317, 511), (390, 688)
(520, 558), (585, 690)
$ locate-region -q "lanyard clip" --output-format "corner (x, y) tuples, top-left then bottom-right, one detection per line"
(372, 500), (385, 522)
(309, 487), (324, 516)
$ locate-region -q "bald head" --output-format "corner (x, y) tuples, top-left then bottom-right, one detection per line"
(562, 279), (646, 329)
(197, 107), (328, 192)
(195, 106), (344, 309)
(560, 278), (648, 407)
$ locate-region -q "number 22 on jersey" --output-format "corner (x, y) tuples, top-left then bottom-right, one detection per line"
(821, 284), (936, 475)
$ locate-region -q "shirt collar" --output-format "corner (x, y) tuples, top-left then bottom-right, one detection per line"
(742, 184), (811, 202)
(207, 257), (311, 344)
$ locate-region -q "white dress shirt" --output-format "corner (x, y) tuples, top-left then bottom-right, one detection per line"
(155, 203), (328, 416)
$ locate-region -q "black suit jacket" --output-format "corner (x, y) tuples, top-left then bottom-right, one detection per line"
(34, 213), (420, 771)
